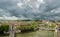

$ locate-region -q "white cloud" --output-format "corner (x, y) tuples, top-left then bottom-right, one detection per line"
(17, 0), (44, 9)
(0, 16), (19, 20)
(17, 2), (24, 8)
(0, 9), (11, 17)
(50, 8), (60, 14)
(37, 0), (45, 3)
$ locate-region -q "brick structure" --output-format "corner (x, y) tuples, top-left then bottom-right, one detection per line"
(55, 23), (60, 37)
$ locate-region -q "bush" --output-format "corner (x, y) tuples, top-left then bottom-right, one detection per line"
(49, 23), (56, 28)
(17, 21), (39, 31)
(0, 24), (9, 34)
(31, 21), (39, 29)
(43, 24), (48, 28)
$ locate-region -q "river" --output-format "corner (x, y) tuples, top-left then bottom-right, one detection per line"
(0, 30), (55, 37)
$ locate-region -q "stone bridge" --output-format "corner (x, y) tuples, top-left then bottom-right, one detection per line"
(55, 23), (60, 37)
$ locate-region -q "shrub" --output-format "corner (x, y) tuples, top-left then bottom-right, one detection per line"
(43, 24), (48, 28)
(0, 24), (9, 34)
(17, 21), (39, 31)
(49, 23), (56, 28)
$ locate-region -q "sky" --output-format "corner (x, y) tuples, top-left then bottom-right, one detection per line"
(0, 0), (60, 20)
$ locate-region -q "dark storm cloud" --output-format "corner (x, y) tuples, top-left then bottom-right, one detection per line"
(0, 0), (60, 20)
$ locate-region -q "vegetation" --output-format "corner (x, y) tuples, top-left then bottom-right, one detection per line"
(18, 21), (39, 31)
(40, 23), (56, 30)
(43, 24), (48, 28)
(0, 20), (56, 34)
(0, 24), (9, 34)
(49, 23), (56, 29)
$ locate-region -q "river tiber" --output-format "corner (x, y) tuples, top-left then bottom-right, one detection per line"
(0, 20), (60, 37)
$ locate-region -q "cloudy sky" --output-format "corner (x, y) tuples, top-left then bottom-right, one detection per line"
(0, 0), (60, 20)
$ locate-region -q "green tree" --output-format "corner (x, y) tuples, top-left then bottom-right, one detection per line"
(0, 24), (9, 34)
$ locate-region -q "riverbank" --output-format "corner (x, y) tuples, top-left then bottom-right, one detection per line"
(0, 30), (55, 37)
